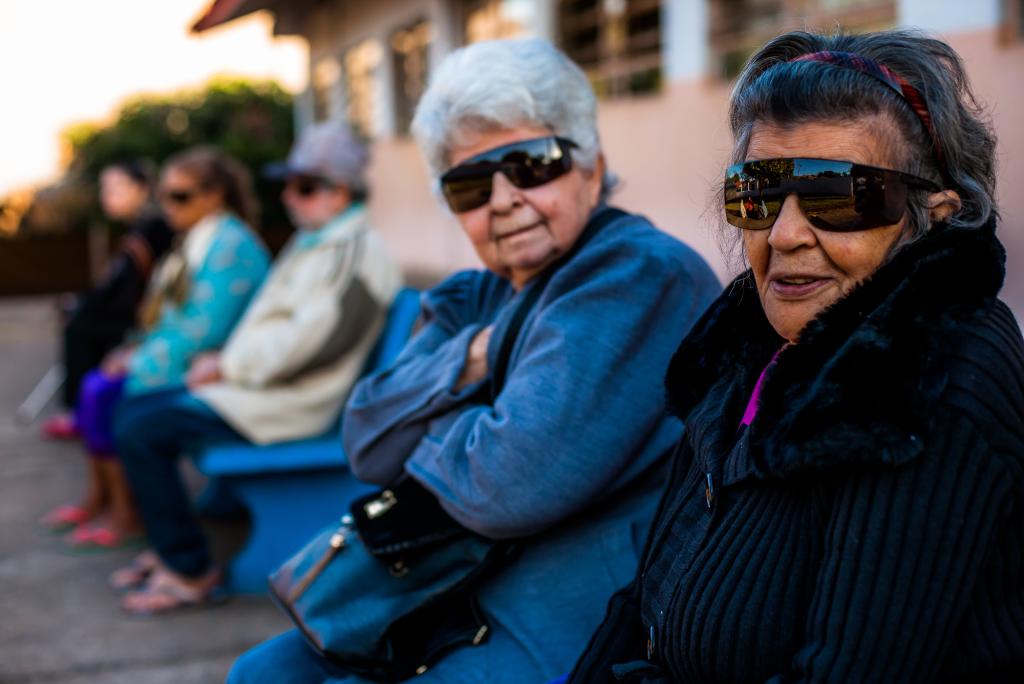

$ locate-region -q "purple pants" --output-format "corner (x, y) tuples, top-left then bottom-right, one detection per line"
(75, 370), (125, 458)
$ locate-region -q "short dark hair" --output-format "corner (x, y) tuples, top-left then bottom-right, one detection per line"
(105, 159), (155, 187)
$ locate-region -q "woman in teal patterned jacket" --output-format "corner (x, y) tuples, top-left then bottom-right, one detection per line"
(43, 147), (269, 549)
(127, 150), (270, 393)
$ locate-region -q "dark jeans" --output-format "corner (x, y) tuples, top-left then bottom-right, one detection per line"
(114, 387), (247, 577)
(228, 629), (352, 683)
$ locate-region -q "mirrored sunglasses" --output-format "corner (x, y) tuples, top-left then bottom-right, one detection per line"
(285, 175), (337, 198)
(724, 157), (940, 232)
(159, 188), (200, 206)
(439, 136), (577, 213)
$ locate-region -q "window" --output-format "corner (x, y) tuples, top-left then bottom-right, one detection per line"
(311, 56), (341, 122)
(391, 21), (432, 135)
(1000, 0), (1024, 43)
(461, 0), (534, 44)
(709, 0), (896, 80)
(559, 0), (663, 98)
(344, 39), (383, 138)
(820, 0), (876, 7)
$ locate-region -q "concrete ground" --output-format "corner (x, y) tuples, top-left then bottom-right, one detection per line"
(0, 298), (291, 684)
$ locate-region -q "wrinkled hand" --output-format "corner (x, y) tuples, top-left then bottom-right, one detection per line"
(454, 326), (493, 391)
(186, 352), (223, 389)
(100, 346), (134, 378)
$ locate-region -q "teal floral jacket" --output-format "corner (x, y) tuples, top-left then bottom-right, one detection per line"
(126, 212), (270, 395)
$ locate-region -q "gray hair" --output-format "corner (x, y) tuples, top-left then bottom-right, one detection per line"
(411, 37), (616, 199)
(725, 29), (997, 260)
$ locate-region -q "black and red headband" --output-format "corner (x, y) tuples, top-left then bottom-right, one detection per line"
(789, 51), (943, 167)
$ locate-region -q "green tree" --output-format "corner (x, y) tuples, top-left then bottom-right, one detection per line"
(60, 77), (295, 233)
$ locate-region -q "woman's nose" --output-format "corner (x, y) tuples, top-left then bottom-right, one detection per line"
(488, 171), (522, 212)
(768, 194), (818, 251)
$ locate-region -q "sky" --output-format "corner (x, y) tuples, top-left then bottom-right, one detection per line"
(0, 0), (307, 195)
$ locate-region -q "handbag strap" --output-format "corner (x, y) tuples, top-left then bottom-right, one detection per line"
(488, 206), (627, 401)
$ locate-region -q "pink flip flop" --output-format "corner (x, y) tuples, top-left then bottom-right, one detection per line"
(64, 524), (145, 552)
(40, 414), (80, 441)
(40, 504), (92, 533)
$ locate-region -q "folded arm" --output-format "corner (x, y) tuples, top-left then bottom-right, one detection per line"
(343, 271), (509, 483)
(402, 250), (700, 538)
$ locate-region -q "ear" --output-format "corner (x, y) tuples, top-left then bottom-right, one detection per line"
(588, 153), (607, 205)
(927, 189), (961, 222)
(207, 186), (228, 208)
(334, 184), (353, 209)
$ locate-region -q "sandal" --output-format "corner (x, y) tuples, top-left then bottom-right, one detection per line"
(40, 414), (80, 441)
(40, 504), (93, 533)
(64, 523), (145, 552)
(121, 567), (224, 616)
(110, 550), (160, 591)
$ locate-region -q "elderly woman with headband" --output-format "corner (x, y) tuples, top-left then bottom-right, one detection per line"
(229, 37), (719, 683)
(569, 29), (1024, 682)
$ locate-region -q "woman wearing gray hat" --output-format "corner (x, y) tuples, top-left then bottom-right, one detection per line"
(110, 123), (401, 614)
(228, 37), (719, 683)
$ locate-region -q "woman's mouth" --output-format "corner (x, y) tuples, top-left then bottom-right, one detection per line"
(495, 222), (542, 242)
(769, 276), (831, 298)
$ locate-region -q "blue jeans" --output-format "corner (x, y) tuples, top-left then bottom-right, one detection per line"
(229, 630), (574, 684)
(113, 387), (247, 577)
(228, 630), (353, 684)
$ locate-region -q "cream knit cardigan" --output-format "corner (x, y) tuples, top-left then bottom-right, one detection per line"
(195, 205), (402, 444)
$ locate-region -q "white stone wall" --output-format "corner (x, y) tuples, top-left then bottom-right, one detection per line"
(898, 0), (1001, 33)
(664, 0), (709, 81)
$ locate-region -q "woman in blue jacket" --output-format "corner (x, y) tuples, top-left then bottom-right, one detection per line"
(229, 38), (720, 683)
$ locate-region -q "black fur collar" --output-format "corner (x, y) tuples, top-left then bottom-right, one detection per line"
(665, 220), (1006, 477)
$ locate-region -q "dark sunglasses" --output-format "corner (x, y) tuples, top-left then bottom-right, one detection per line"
(724, 157), (941, 232)
(285, 175), (336, 198)
(159, 188), (200, 206)
(439, 136), (577, 213)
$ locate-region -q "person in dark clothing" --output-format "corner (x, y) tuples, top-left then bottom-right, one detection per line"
(40, 160), (172, 441)
(568, 29), (1024, 683)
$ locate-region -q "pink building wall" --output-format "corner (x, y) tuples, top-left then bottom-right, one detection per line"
(363, 26), (1024, 318)
(950, 29), (1024, 317)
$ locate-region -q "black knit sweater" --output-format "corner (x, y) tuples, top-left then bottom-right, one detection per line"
(569, 222), (1024, 683)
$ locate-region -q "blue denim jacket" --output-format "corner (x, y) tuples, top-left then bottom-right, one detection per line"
(341, 208), (721, 682)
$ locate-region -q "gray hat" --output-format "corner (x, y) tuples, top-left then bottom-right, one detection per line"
(265, 120), (369, 194)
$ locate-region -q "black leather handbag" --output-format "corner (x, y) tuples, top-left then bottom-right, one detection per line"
(269, 477), (517, 681)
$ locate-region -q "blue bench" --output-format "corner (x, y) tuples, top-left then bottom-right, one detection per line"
(195, 288), (421, 593)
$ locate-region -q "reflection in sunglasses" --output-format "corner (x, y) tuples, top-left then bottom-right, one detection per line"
(285, 176), (335, 198)
(724, 157), (940, 233)
(160, 189), (199, 205)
